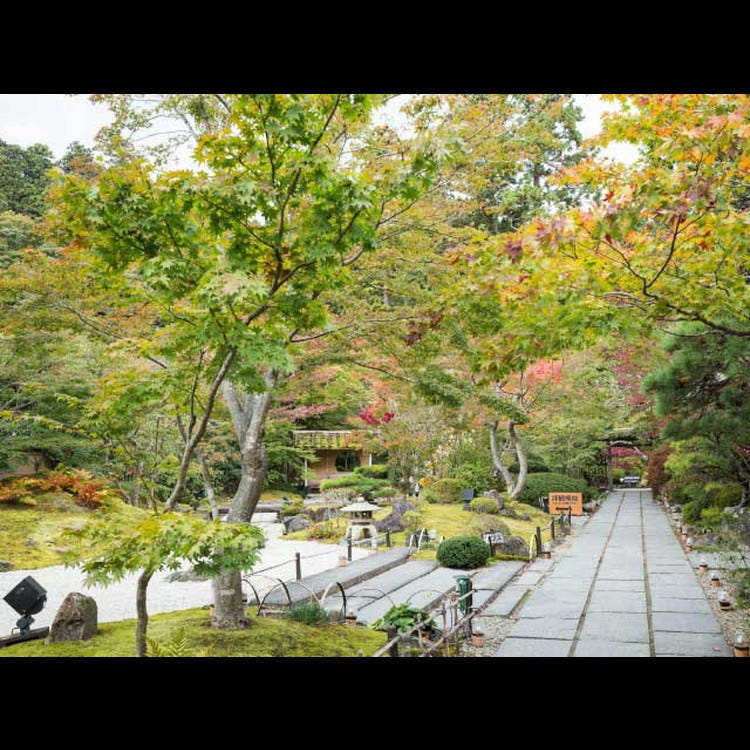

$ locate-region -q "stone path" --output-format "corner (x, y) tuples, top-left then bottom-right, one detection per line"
(494, 489), (730, 657)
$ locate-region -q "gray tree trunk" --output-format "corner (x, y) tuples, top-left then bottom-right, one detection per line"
(212, 370), (279, 629)
(196, 449), (219, 520)
(136, 569), (153, 657)
(489, 420), (528, 501)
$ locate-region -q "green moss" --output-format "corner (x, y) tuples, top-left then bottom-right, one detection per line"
(0, 492), (149, 570)
(0, 607), (386, 657)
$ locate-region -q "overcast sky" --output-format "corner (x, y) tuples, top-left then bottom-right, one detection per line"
(0, 93), (633, 161)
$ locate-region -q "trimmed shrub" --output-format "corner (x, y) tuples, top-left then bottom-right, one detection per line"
(437, 535), (490, 569)
(706, 482), (743, 509)
(320, 476), (360, 490)
(515, 472), (594, 506)
(354, 464), (389, 479)
(469, 496), (499, 515)
(420, 487), (438, 504)
(371, 486), (397, 499)
(429, 478), (463, 503)
(681, 498), (708, 525)
(288, 601), (330, 626)
(279, 498), (305, 518)
(470, 515), (511, 536)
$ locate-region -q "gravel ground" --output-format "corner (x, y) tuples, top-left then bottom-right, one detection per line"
(0, 522), (370, 634)
(664, 509), (750, 651)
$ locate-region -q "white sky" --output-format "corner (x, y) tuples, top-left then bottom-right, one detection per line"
(0, 93), (636, 163)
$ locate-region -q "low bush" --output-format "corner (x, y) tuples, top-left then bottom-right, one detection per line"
(354, 464), (389, 479)
(370, 603), (436, 633)
(436, 535), (490, 569)
(288, 601), (330, 626)
(469, 496), (499, 515)
(470, 515), (511, 536)
(515, 472), (594, 507)
(306, 518), (346, 541)
(279, 498), (305, 518)
(681, 498), (708, 525)
(428, 478), (463, 503)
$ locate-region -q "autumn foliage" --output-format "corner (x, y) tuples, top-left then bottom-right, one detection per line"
(0, 469), (106, 509)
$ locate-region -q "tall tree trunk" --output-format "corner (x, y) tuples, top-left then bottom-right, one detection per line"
(213, 369), (279, 629)
(136, 569), (153, 657)
(196, 448), (219, 520)
(489, 420), (528, 501)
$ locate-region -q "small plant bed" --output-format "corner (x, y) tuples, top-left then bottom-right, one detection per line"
(0, 607), (386, 657)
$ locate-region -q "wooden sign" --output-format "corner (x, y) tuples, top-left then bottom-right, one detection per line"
(548, 492), (584, 516)
(483, 531), (505, 545)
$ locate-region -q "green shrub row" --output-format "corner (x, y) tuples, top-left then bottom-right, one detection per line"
(515, 472), (594, 506)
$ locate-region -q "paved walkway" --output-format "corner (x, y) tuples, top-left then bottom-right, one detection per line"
(0, 522), (369, 633)
(494, 489), (730, 657)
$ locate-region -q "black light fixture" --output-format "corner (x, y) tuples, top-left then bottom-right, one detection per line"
(3, 576), (47, 634)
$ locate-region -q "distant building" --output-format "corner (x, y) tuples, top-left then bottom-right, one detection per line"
(292, 430), (373, 490)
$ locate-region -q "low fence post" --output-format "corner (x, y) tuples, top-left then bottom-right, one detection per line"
(295, 552), (302, 581)
(386, 530), (391, 548)
(551, 518), (556, 541)
(347, 539), (353, 562)
(535, 526), (543, 557)
(386, 626), (399, 658)
(568, 507), (572, 527)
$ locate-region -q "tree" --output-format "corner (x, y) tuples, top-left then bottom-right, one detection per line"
(644, 322), (750, 507)
(54, 93), (443, 627)
(0, 140), (54, 217)
(65, 513), (263, 656)
(59, 141), (102, 181)
(527, 94), (750, 338)
(0, 211), (37, 268)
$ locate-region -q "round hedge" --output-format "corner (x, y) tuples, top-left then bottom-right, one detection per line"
(436, 535), (490, 569)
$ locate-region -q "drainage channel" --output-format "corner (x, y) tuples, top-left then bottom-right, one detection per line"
(567, 491), (626, 657)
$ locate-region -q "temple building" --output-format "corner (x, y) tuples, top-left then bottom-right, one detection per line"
(292, 430), (373, 490)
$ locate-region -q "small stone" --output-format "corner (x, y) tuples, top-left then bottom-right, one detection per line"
(0, 560), (13, 571)
(493, 535), (528, 557)
(286, 515), (311, 532)
(45, 592), (98, 644)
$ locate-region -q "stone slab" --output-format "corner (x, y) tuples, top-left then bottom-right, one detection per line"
(493, 637), (572, 657)
(573, 639), (650, 657)
(654, 631), (731, 657)
(482, 585), (528, 617)
(471, 561), (525, 590)
(511, 617), (579, 640)
(579, 612), (649, 643)
(595, 580), (645, 593)
(652, 611), (723, 634)
(647, 583), (705, 599)
(587, 590), (647, 613)
(650, 596), (713, 614)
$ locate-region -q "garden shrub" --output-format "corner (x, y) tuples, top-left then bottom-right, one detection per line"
(436, 535), (490, 569)
(354, 464), (389, 479)
(469, 496), (499, 515)
(681, 498), (708, 525)
(469, 515), (510, 536)
(371, 486), (397, 499)
(419, 487), (438, 504)
(370, 603), (436, 633)
(279, 498), (305, 517)
(515, 472), (594, 506)
(306, 518), (346, 540)
(705, 482), (743, 509)
(429, 478), (463, 503)
(698, 506), (724, 529)
(288, 601), (330, 626)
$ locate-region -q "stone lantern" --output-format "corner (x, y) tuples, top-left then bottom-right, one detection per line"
(341, 498), (380, 548)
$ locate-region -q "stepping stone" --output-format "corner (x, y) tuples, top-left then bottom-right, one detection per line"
(595, 580), (644, 592)
(573, 640), (650, 657)
(579, 612), (649, 643)
(526, 558), (555, 573)
(647, 583), (705, 599)
(587, 590), (647, 613)
(515, 571), (545, 586)
(493, 637), (572, 657)
(654, 631), (730, 657)
(652, 612), (723, 634)
(482, 585), (528, 617)
(651, 596), (712, 614)
(471, 561), (525, 590)
(648, 573), (700, 586)
(511, 617), (579, 640)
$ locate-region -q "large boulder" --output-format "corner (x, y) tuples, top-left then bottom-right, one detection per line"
(391, 497), (417, 516)
(45, 592), (98, 644)
(374, 497), (416, 533)
(493, 535), (529, 558)
(285, 515), (311, 533)
(484, 489), (505, 510)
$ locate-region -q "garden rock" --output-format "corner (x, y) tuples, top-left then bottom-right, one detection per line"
(374, 497), (416, 533)
(583, 501), (598, 513)
(45, 592), (98, 644)
(484, 489), (505, 510)
(493, 535), (528, 558)
(499, 506), (520, 519)
(0, 560), (12, 571)
(286, 515), (311, 533)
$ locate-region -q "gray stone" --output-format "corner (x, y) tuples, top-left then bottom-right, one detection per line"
(650, 596), (713, 614)
(573, 640), (650, 657)
(471, 561), (525, 590)
(595, 580), (645, 592)
(582, 501), (599, 513)
(647, 583), (705, 599)
(580, 612), (649, 643)
(654, 631), (731, 657)
(166, 568), (211, 582)
(483, 489), (505, 510)
(587, 590), (647, 613)
(511, 617), (579, 640)
(494, 637), (572, 657)
(286, 515), (311, 532)
(483, 585), (529, 617)
(45, 592), (98, 644)
(652, 611), (723, 634)
(374, 497), (416, 532)
(492, 535), (528, 558)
